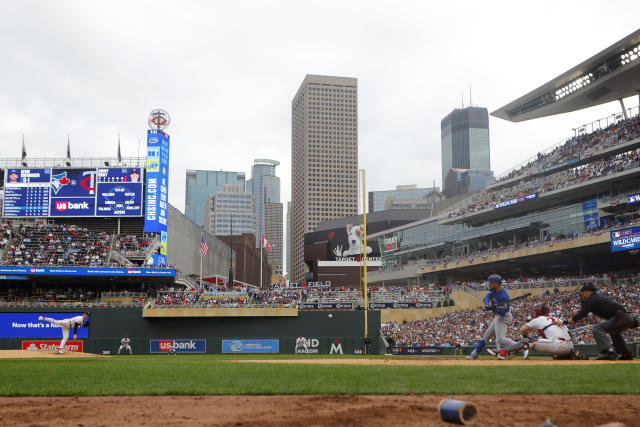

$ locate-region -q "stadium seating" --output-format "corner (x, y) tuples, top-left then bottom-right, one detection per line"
(0, 286), (148, 307)
(497, 116), (640, 183)
(447, 143), (640, 219)
(2, 224), (110, 267)
(0, 222), (11, 250)
(115, 234), (152, 257)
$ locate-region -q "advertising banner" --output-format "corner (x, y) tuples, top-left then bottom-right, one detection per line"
(49, 197), (96, 216)
(493, 193), (537, 210)
(392, 346), (443, 355)
(144, 130), (170, 233)
(0, 313), (90, 338)
(611, 227), (640, 252)
(627, 193), (640, 205)
(582, 199), (599, 230)
(0, 266), (176, 277)
(22, 340), (84, 352)
(369, 302), (433, 309)
(298, 303), (354, 310)
(149, 339), (206, 354)
(222, 339), (279, 353)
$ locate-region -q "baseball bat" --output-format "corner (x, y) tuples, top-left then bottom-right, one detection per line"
(507, 292), (532, 303)
(484, 292), (532, 310)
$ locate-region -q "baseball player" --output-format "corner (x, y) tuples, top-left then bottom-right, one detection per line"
(295, 335), (309, 354)
(496, 303), (574, 359)
(38, 312), (90, 354)
(454, 341), (463, 355)
(118, 335), (133, 355)
(466, 275), (516, 359)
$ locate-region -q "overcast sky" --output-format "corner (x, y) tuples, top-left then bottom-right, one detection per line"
(1, 1), (639, 216)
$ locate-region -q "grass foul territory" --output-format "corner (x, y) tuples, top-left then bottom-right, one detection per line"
(3, 355), (640, 396)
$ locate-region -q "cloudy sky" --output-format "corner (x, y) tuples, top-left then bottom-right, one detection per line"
(1, 0), (639, 216)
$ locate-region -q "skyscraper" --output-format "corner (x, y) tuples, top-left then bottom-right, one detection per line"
(440, 106), (491, 186)
(368, 185), (441, 213)
(264, 202), (283, 276)
(290, 75), (358, 282)
(185, 170), (245, 226)
(247, 159), (281, 245)
(205, 184), (256, 236)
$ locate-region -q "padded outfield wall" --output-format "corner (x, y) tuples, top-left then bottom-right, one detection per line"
(0, 307), (381, 355)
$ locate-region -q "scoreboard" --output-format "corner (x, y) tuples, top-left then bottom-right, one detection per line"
(3, 167), (143, 218)
(3, 169), (51, 217)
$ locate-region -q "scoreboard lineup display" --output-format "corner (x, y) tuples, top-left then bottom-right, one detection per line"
(3, 167), (144, 217)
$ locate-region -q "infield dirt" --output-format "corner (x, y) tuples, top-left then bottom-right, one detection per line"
(1, 395), (637, 426)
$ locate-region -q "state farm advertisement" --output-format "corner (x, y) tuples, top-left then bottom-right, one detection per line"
(22, 340), (84, 352)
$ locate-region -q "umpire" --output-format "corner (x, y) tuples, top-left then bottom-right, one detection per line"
(560, 283), (638, 360)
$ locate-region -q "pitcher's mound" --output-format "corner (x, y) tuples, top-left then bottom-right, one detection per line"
(0, 350), (104, 359)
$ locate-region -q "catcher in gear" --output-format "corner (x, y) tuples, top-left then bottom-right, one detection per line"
(497, 303), (578, 359)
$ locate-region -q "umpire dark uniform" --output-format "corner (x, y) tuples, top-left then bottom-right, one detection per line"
(570, 284), (638, 360)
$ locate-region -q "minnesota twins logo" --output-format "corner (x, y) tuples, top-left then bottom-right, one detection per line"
(51, 172), (70, 194)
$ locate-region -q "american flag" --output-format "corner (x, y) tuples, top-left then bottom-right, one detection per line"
(200, 235), (208, 256)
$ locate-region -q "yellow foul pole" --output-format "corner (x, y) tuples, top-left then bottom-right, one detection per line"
(362, 169), (368, 352)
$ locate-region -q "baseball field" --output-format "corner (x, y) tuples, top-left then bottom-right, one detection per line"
(2, 351), (639, 426)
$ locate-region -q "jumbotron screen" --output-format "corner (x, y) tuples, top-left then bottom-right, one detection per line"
(3, 167), (143, 217)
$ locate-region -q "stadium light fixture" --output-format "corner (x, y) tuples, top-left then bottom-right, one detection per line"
(620, 43), (640, 65)
(554, 72), (594, 100)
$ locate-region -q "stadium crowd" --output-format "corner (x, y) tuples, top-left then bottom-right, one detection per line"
(115, 234), (152, 256)
(447, 146), (640, 219)
(382, 280), (640, 347)
(0, 222), (11, 250)
(3, 224), (110, 267)
(0, 285), (149, 306)
(498, 115), (640, 183)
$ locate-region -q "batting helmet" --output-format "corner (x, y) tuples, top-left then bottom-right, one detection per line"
(487, 274), (502, 284)
(533, 303), (550, 317)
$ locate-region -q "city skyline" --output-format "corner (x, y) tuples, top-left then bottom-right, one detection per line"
(2, 3), (640, 276)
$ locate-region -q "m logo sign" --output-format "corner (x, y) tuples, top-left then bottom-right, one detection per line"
(329, 340), (343, 355)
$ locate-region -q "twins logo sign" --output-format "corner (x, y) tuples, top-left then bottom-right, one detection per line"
(149, 339), (206, 354)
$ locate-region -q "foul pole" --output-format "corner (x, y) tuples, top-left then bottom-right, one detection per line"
(362, 169), (368, 353)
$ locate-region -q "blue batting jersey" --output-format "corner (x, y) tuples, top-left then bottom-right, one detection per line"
(483, 288), (510, 315)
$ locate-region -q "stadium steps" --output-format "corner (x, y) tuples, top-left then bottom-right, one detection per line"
(143, 236), (162, 260)
(174, 271), (197, 289)
(110, 250), (135, 267)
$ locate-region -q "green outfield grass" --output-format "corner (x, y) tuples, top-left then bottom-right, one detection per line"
(3, 355), (639, 396)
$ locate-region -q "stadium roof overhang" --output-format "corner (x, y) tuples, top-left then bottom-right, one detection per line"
(492, 29), (640, 122)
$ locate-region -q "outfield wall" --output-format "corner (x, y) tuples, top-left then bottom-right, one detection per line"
(0, 307), (380, 355)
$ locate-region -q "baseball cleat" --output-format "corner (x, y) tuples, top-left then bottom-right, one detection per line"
(523, 349), (529, 360)
(596, 349), (618, 360)
(56, 349), (64, 354)
(38, 316), (44, 321)
(465, 353), (479, 359)
(486, 348), (497, 356)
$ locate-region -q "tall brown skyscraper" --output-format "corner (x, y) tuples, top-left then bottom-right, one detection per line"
(290, 75), (358, 282)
